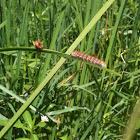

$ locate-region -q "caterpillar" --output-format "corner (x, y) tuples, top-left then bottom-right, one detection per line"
(71, 50), (106, 68)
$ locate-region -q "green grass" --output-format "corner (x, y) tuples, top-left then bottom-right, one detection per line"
(0, 0), (140, 139)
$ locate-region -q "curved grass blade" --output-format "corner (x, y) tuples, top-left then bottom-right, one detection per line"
(0, 47), (121, 77)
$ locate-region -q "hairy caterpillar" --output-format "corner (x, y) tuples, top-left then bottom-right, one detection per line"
(71, 50), (106, 68)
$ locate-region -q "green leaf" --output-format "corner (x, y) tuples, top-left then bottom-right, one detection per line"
(15, 138), (30, 140)
(0, 119), (30, 132)
(22, 110), (33, 129)
(31, 134), (39, 140)
(59, 134), (68, 140)
(0, 20), (7, 29)
(47, 106), (90, 116)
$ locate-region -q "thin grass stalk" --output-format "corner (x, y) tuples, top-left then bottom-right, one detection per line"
(0, 47), (121, 76)
(101, 0), (127, 89)
(40, 10), (65, 82)
(39, 3), (47, 49)
(72, 0), (83, 32)
(15, 1), (29, 88)
(75, 0), (92, 104)
(71, 0), (83, 86)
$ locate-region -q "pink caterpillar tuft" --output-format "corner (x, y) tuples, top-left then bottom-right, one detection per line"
(71, 50), (106, 68)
